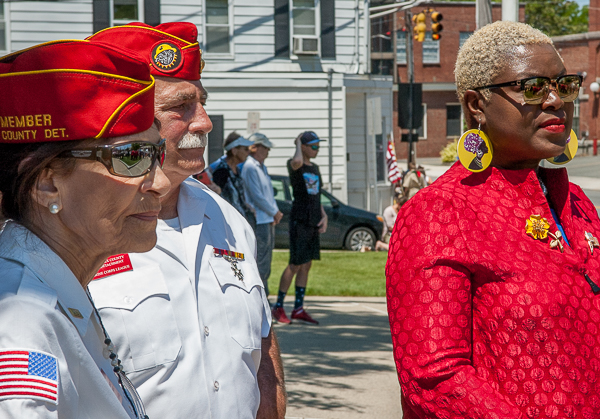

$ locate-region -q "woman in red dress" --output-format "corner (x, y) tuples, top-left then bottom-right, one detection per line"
(386, 21), (600, 418)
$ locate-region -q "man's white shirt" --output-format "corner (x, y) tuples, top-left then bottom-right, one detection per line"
(88, 178), (272, 418)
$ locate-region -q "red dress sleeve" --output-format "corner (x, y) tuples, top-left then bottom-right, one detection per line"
(386, 189), (523, 419)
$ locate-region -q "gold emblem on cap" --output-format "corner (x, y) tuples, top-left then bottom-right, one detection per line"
(154, 43), (179, 69)
(150, 41), (184, 73)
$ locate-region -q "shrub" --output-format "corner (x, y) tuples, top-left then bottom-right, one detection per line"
(440, 138), (458, 163)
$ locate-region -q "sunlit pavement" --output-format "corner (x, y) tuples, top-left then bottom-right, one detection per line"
(272, 296), (401, 419)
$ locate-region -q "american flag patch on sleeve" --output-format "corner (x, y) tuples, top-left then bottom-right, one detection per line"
(0, 350), (59, 405)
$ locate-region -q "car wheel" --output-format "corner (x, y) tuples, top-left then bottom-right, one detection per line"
(345, 227), (376, 251)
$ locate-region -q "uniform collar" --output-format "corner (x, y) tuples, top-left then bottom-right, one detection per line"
(0, 222), (93, 335)
(154, 178), (209, 271)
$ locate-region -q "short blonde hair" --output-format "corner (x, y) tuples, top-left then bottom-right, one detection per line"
(455, 21), (555, 104)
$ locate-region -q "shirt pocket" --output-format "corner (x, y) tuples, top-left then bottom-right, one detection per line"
(208, 256), (264, 350)
(90, 266), (182, 373)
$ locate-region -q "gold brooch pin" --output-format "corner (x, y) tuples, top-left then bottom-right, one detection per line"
(548, 231), (564, 253)
(585, 232), (599, 254)
(525, 215), (550, 240)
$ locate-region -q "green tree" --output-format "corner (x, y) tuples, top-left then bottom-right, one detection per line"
(526, 0), (588, 36)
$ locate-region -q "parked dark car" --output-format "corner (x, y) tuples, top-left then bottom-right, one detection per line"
(270, 175), (384, 251)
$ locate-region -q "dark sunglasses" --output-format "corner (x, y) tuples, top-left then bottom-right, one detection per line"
(59, 139), (166, 178)
(474, 74), (582, 105)
(310, 145), (319, 150)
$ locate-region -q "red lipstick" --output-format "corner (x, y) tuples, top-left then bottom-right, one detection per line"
(539, 118), (565, 133)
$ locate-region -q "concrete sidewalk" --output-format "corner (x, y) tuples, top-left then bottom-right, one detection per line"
(272, 296), (402, 419)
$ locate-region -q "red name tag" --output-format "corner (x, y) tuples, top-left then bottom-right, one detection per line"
(93, 254), (133, 280)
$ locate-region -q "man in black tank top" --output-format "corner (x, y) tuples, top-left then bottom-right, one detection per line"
(272, 131), (328, 325)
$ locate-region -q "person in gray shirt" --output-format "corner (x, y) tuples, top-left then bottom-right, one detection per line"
(241, 133), (283, 295)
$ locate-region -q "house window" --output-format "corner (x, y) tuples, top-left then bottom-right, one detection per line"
(417, 104), (427, 139)
(371, 59), (393, 75)
(205, 0), (231, 54)
(0, 0), (6, 52)
(112, 0), (143, 24)
(291, 0), (319, 53)
(459, 31), (472, 49)
(371, 15), (392, 53)
(423, 32), (439, 64)
(396, 31), (407, 65)
(446, 104), (462, 138)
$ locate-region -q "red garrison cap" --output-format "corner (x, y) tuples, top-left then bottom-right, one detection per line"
(0, 40), (155, 144)
(87, 22), (203, 81)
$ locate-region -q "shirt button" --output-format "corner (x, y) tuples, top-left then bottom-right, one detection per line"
(204, 326), (210, 336)
(123, 296), (133, 304)
(214, 381), (219, 391)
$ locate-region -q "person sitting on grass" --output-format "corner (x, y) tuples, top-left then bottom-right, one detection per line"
(375, 194), (405, 252)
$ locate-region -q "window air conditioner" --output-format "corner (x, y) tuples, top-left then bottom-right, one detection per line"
(293, 37), (319, 55)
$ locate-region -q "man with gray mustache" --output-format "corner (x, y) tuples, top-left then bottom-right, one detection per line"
(86, 23), (286, 419)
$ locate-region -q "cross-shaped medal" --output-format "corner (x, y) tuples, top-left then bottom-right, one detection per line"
(224, 255), (244, 282)
(585, 231), (599, 254)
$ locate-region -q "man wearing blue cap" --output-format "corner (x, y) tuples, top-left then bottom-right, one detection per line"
(272, 131), (327, 325)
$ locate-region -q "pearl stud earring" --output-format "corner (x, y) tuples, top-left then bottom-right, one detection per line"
(49, 203), (60, 214)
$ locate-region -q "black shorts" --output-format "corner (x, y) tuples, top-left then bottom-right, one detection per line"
(289, 220), (320, 266)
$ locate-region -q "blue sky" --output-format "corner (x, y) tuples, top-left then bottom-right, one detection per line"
(575, 0), (589, 6)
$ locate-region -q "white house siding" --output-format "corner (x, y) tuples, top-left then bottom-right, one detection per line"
(162, 0), (203, 44)
(203, 0), (368, 74)
(201, 71), (349, 202)
(7, 1), (92, 52)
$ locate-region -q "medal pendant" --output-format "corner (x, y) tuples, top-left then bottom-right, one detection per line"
(224, 255), (244, 282)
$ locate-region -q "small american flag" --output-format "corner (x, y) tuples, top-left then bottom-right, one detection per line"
(0, 350), (59, 405)
(386, 137), (401, 183)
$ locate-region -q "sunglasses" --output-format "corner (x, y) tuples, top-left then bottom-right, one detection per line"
(59, 139), (166, 178)
(310, 145), (319, 150)
(474, 74), (582, 105)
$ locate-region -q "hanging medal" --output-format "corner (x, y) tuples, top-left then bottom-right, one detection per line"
(214, 248), (245, 282)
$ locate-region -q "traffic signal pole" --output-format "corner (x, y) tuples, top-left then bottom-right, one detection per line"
(405, 9), (416, 167)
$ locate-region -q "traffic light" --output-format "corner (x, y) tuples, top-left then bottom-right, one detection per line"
(431, 11), (443, 41)
(413, 12), (426, 42)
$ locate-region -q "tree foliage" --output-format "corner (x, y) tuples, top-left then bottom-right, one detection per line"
(526, 0), (588, 36)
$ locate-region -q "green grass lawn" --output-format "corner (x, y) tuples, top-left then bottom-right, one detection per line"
(267, 251), (388, 297)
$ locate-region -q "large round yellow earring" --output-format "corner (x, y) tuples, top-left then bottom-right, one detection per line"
(457, 126), (493, 173)
(546, 130), (578, 165)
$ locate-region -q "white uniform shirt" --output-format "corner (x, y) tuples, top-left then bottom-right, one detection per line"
(88, 178), (272, 419)
(241, 156), (279, 225)
(0, 222), (137, 419)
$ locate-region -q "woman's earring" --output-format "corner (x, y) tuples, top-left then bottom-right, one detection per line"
(49, 203), (60, 214)
(546, 130), (578, 165)
(457, 124), (493, 173)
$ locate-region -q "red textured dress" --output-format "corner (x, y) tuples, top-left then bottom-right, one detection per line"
(386, 162), (600, 419)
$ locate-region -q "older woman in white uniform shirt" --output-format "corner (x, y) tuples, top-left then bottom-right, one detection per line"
(0, 40), (170, 418)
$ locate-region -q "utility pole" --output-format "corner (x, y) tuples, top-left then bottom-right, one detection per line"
(405, 9), (416, 167)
